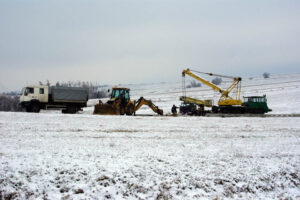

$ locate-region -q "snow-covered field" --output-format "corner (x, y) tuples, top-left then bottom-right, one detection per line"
(1, 73), (300, 199)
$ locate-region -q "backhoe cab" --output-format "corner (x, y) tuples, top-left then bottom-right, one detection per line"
(107, 88), (131, 109)
(110, 88), (130, 102)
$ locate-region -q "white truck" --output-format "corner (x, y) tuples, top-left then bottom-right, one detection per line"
(20, 85), (89, 113)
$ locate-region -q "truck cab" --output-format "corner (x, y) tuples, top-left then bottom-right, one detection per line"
(179, 102), (197, 115)
(21, 85), (49, 103)
(20, 85), (49, 112)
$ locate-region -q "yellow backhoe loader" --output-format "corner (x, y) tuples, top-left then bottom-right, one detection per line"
(93, 87), (163, 115)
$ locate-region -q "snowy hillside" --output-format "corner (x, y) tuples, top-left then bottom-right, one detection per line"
(1, 73), (300, 199)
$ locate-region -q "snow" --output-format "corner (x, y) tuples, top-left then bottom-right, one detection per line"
(1, 73), (300, 199)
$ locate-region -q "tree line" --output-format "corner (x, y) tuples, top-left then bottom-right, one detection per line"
(0, 95), (22, 112)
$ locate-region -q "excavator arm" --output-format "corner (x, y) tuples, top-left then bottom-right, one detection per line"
(134, 97), (163, 115)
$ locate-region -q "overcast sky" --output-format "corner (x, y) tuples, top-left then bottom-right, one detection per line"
(1, 0), (300, 91)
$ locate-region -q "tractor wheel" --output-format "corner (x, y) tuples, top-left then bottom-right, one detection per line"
(126, 104), (135, 115)
(120, 107), (125, 115)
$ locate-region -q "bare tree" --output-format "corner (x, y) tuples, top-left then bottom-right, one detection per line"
(263, 72), (270, 79)
(186, 80), (201, 88)
(212, 77), (222, 85)
(0, 95), (21, 112)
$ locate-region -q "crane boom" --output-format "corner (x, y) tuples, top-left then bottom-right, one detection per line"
(182, 69), (224, 94)
(182, 68), (242, 106)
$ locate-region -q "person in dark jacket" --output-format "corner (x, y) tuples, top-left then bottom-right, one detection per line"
(171, 104), (178, 114)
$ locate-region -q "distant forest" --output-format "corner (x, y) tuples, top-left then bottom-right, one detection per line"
(0, 93), (21, 112)
(0, 81), (108, 112)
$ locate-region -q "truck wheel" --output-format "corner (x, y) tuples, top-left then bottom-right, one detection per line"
(25, 106), (32, 112)
(66, 106), (77, 114)
(31, 104), (40, 113)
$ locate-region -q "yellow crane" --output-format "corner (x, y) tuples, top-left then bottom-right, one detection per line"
(182, 68), (242, 107)
(181, 68), (272, 114)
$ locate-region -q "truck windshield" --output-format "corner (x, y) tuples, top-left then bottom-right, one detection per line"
(24, 87), (34, 96)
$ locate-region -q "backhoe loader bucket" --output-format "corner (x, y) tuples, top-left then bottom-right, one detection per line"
(157, 109), (163, 115)
(93, 100), (120, 115)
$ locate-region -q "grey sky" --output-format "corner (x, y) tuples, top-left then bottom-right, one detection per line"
(1, 0), (300, 91)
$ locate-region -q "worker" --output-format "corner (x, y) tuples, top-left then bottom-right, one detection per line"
(171, 104), (178, 114)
